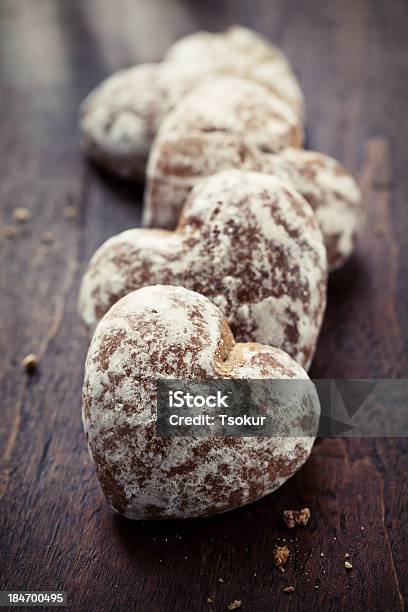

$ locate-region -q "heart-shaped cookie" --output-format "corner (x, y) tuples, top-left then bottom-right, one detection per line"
(144, 78), (362, 270)
(80, 26), (304, 180)
(79, 170), (327, 369)
(164, 25), (305, 117)
(80, 62), (214, 180)
(83, 285), (320, 519)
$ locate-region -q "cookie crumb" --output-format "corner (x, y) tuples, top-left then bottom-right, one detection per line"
(22, 353), (38, 372)
(345, 561), (353, 570)
(207, 597), (214, 603)
(2, 225), (19, 239)
(218, 578), (224, 583)
(283, 507), (311, 529)
(41, 231), (54, 244)
(345, 553), (350, 558)
(283, 586), (295, 594)
(273, 545), (289, 568)
(227, 601), (241, 610)
(320, 552), (324, 557)
(64, 205), (79, 219)
(13, 207), (31, 223)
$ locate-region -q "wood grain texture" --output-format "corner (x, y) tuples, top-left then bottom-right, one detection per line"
(0, 0), (407, 610)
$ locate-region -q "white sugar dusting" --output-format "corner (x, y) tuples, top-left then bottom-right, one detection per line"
(83, 285), (319, 519)
(146, 120), (362, 269)
(80, 25), (304, 179)
(80, 170), (327, 369)
(164, 25), (304, 116)
(156, 76), (303, 152)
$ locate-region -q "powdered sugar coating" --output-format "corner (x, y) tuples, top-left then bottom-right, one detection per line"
(144, 82), (362, 269)
(79, 170), (327, 369)
(275, 150), (363, 269)
(80, 26), (304, 179)
(164, 25), (304, 117)
(83, 285), (320, 519)
(80, 63), (213, 179)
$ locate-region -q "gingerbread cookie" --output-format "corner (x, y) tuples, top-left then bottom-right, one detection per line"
(83, 285), (320, 519)
(80, 63), (211, 179)
(164, 25), (304, 116)
(80, 26), (304, 179)
(144, 81), (361, 270)
(79, 170), (327, 369)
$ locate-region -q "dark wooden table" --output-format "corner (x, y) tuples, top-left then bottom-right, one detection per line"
(1, 1), (407, 610)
